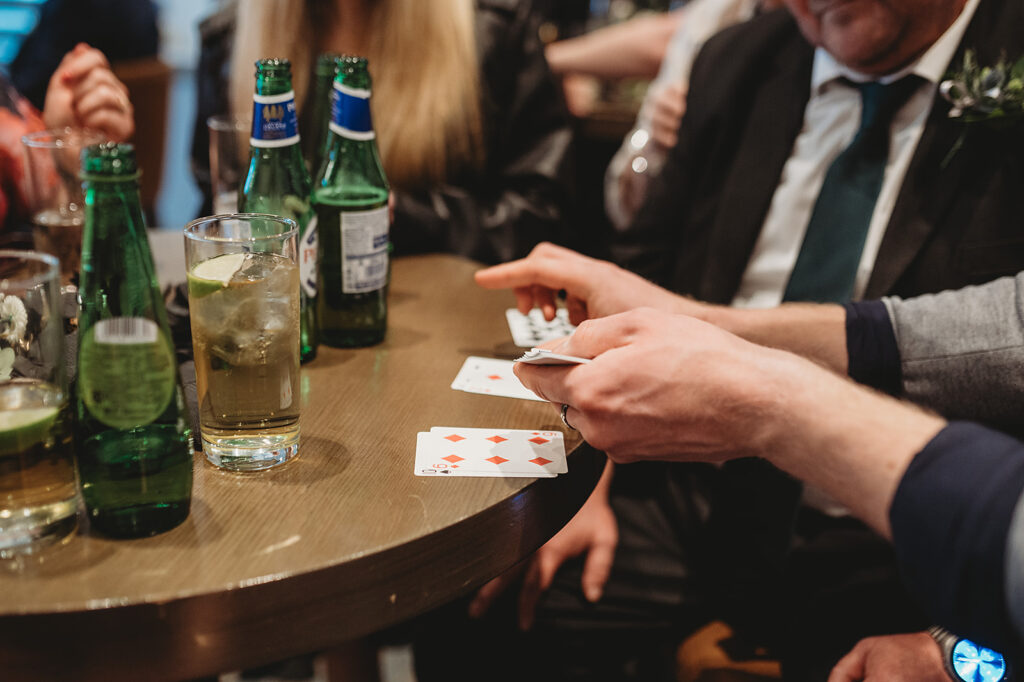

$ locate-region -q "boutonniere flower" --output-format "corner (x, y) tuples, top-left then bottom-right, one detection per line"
(939, 50), (1024, 166)
(941, 50), (1024, 121)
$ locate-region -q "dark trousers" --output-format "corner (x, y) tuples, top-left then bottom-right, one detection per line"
(412, 458), (929, 681)
(412, 458), (717, 682)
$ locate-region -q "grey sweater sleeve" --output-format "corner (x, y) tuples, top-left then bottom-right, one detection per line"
(882, 272), (1024, 437)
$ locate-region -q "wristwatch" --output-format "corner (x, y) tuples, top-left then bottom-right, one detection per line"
(929, 625), (1010, 681)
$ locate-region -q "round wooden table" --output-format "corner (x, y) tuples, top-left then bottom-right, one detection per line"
(0, 252), (604, 682)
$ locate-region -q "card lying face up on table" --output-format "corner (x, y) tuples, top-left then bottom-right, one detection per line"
(414, 427), (567, 477)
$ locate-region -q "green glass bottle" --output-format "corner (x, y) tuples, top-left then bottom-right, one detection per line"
(305, 52), (342, 176)
(75, 143), (193, 538)
(313, 55), (389, 347)
(239, 58), (319, 363)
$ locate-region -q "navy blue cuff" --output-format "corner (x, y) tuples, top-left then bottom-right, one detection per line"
(844, 300), (901, 394)
(891, 422), (1024, 654)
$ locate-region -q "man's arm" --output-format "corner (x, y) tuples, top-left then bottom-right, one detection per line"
(476, 248), (1024, 428)
(513, 308), (1024, 652)
(514, 308), (944, 537)
(884, 273), (1024, 437)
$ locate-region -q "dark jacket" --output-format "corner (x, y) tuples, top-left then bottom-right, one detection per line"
(190, 0), (575, 265)
(614, 0), (1024, 303)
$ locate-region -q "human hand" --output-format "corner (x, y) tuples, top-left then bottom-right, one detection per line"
(828, 632), (948, 682)
(649, 82), (686, 149)
(43, 43), (134, 141)
(514, 308), (800, 463)
(468, 463), (617, 630)
(518, 308), (945, 538)
(475, 242), (699, 325)
(560, 73), (600, 118)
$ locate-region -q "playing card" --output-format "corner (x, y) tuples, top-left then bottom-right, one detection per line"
(414, 428), (567, 477)
(515, 348), (592, 365)
(506, 308), (576, 348)
(451, 356), (545, 401)
(429, 427), (567, 473)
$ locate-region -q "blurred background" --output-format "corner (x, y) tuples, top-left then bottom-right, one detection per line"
(0, 0), (676, 232)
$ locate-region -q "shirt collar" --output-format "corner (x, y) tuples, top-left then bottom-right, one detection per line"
(810, 0), (981, 93)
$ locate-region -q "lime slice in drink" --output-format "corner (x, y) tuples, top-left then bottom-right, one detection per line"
(0, 406), (59, 456)
(187, 252), (247, 298)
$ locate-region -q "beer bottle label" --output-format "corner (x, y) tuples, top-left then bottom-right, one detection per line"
(340, 206), (389, 293)
(329, 82), (375, 140)
(251, 90), (300, 148)
(301, 215), (319, 298)
(78, 318), (177, 429)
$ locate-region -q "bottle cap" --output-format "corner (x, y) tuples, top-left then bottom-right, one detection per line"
(337, 55), (372, 89)
(255, 58), (292, 78)
(81, 142), (139, 179)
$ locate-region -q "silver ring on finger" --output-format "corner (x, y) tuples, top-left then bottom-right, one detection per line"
(560, 403), (576, 431)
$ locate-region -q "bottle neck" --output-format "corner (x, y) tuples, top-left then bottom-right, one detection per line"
(255, 73), (292, 98)
(251, 76), (301, 149)
(83, 178), (145, 232)
(328, 81), (375, 142)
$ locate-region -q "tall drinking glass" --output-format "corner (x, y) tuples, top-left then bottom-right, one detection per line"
(21, 128), (106, 287)
(184, 214), (300, 471)
(0, 250), (78, 557)
(207, 115), (250, 215)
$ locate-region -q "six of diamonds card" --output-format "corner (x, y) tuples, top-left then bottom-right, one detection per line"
(415, 428), (567, 477)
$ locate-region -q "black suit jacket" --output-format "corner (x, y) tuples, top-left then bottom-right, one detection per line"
(615, 0), (1024, 303)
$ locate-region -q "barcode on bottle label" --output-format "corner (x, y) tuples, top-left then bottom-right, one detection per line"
(341, 206), (388, 293)
(94, 317), (159, 344)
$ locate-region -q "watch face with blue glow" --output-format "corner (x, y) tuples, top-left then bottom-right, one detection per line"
(952, 638), (1007, 682)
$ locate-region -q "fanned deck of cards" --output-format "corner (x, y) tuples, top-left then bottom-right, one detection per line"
(415, 427), (567, 477)
(506, 308), (576, 347)
(451, 356), (544, 401)
(515, 348), (592, 365)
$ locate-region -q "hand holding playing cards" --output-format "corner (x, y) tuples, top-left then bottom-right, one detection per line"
(475, 242), (701, 325)
(468, 463), (617, 629)
(514, 308), (799, 463)
(515, 308), (944, 538)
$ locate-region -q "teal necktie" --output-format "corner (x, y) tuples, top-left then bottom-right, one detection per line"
(709, 78), (924, 616)
(783, 76), (922, 303)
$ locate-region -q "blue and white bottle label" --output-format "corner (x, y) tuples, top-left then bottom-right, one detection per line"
(251, 90), (300, 148)
(329, 82), (375, 141)
(300, 215), (318, 299)
(340, 206), (388, 293)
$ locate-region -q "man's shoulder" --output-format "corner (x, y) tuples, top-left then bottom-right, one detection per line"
(697, 8), (807, 78)
(683, 8), (811, 122)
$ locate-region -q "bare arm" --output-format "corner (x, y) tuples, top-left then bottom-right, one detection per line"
(544, 10), (686, 80)
(707, 303), (848, 375)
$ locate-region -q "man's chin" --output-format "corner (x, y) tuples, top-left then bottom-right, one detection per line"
(819, 13), (903, 73)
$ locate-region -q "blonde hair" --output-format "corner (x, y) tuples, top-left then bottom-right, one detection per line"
(231, 0), (484, 188)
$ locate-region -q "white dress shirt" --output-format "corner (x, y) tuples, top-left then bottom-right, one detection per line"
(730, 0), (980, 310)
